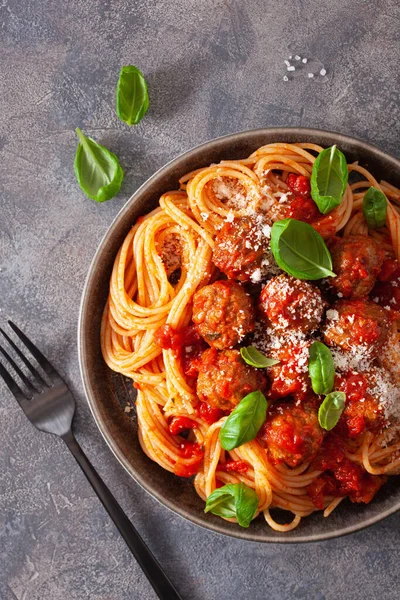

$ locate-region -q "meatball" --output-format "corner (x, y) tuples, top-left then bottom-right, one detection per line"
(259, 274), (325, 334)
(266, 342), (311, 401)
(259, 400), (324, 468)
(323, 299), (390, 355)
(213, 217), (271, 282)
(192, 280), (255, 349)
(196, 347), (266, 411)
(328, 235), (385, 298)
(335, 371), (384, 438)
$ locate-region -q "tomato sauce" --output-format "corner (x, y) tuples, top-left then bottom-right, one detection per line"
(169, 416), (196, 436)
(372, 258), (400, 313)
(335, 372), (383, 438)
(308, 434), (386, 508)
(173, 440), (204, 477)
(154, 324), (206, 376)
(197, 401), (224, 424)
(218, 460), (249, 474)
(267, 345), (310, 401)
(285, 174), (322, 223)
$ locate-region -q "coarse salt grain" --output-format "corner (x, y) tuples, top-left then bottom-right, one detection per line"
(287, 66), (295, 72)
(320, 68), (327, 76)
(284, 60), (291, 67)
(302, 58), (307, 64)
(308, 73), (314, 78)
(295, 55), (301, 60)
(283, 75), (289, 82)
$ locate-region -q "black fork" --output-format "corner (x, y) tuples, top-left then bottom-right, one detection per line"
(0, 321), (183, 600)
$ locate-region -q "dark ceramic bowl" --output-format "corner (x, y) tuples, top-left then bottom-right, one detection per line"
(78, 128), (400, 542)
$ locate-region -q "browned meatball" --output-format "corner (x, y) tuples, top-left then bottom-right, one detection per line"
(258, 400), (324, 467)
(196, 347), (266, 411)
(328, 235), (385, 298)
(335, 370), (385, 438)
(259, 274), (325, 333)
(323, 299), (390, 355)
(213, 217), (270, 282)
(266, 342), (312, 401)
(192, 280), (255, 349)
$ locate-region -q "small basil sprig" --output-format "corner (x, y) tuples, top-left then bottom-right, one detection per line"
(240, 346), (280, 368)
(318, 391), (346, 431)
(205, 482), (259, 528)
(74, 128), (124, 202)
(270, 218), (336, 280)
(219, 391), (268, 451)
(308, 341), (335, 395)
(311, 145), (348, 214)
(116, 66), (149, 126)
(362, 186), (387, 229)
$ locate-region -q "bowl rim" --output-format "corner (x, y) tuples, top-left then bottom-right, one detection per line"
(78, 127), (400, 543)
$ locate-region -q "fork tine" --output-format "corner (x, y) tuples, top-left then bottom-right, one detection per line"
(0, 327), (48, 387)
(0, 343), (39, 395)
(8, 321), (61, 381)
(0, 360), (29, 409)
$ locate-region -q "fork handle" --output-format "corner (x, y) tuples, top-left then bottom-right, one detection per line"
(62, 429), (183, 600)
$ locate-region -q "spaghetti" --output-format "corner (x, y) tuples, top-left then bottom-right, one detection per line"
(101, 142), (400, 531)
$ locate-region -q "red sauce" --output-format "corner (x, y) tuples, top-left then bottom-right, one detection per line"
(286, 195), (322, 224)
(372, 258), (400, 312)
(285, 174), (321, 224)
(169, 416), (196, 436)
(378, 258), (399, 281)
(287, 174), (311, 197)
(218, 460), (249, 474)
(267, 345), (310, 401)
(197, 401), (224, 424)
(154, 324), (206, 376)
(335, 372), (383, 438)
(307, 474), (338, 510)
(154, 324), (199, 352)
(336, 372), (368, 402)
(312, 434), (345, 471)
(311, 214), (338, 238)
(308, 434), (386, 508)
(173, 440), (204, 477)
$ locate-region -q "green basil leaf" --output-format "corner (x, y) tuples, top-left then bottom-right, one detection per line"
(219, 391), (268, 451)
(116, 65), (149, 126)
(74, 128), (124, 202)
(362, 186), (388, 229)
(308, 341), (335, 395)
(240, 346), (280, 368)
(270, 218), (336, 280)
(311, 145), (348, 214)
(318, 391), (346, 431)
(204, 482), (259, 527)
(204, 488), (237, 519)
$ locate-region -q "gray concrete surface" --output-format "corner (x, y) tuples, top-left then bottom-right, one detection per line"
(1, 0), (400, 598)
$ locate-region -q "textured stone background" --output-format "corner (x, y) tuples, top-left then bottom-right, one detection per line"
(1, 1), (400, 598)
